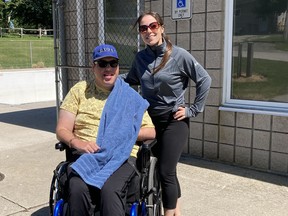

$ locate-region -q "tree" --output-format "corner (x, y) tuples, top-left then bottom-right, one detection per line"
(254, 0), (288, 40)
(0, 0), (18, 28)
(0, 0), (52, 29)
(13, 0), (53, 28)
(254, 0), (287, 15)
(284, 1), (288, 40)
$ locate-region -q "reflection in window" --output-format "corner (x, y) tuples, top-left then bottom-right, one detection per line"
(231, 0), (288, 103)
(105, 0), (139, 70)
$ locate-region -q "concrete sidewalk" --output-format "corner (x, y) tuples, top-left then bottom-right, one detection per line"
(0, 101), (287, 216)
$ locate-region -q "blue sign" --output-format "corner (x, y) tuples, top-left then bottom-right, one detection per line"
(177, 0), (186, 8)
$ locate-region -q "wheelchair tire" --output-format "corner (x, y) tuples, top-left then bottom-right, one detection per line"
(147, 157), (162, 216)
(49, 173), (57, 216)
(49, 161), (69, 216)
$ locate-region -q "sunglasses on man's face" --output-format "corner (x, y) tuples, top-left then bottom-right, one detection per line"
(95, 60), (119, 68)
(139, 22), (160, 33)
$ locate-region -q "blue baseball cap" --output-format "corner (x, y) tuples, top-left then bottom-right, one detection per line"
(93, 44), (119, 61)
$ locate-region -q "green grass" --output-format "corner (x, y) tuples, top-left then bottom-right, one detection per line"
(0, 35), (136, 71)
(233, 34), (288, 101)
(0, 36), (54, 69)
(232, 57), (288, 101)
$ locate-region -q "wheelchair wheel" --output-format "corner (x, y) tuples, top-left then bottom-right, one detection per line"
(49, 161), (69, 216)
(147, 157), (162, 216)
(49, 173), (57, 216)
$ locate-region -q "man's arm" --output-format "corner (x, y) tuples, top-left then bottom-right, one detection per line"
(136, 110), (156, 142)
(137, 127), (156, 141)
(56, 109), (100, 153)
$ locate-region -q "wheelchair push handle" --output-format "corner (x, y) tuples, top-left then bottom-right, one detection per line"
(139, 139), (157, 170)
(142, 139), (157, 149)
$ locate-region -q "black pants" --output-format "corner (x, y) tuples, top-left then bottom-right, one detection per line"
(67, 157), (137, 216)
(152, 113), (189, 209)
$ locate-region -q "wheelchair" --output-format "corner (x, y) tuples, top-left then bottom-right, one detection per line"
(49, 139), (162, 216)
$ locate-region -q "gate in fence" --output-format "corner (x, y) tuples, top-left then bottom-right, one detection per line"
(52, 0), (144, 112)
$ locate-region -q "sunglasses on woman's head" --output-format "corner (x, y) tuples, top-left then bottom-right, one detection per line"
(95, 60), (119, 68)
(139, 22), (160, 33)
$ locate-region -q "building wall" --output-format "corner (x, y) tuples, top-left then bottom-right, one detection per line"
(59, 0), (288, 175)
(144, 0), (288, 175)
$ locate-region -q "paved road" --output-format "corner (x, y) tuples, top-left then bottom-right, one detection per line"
(0, 101), (288, 216)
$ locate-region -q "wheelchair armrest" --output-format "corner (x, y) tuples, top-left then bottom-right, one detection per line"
(55, 141), (83, 162)
(138, 139), (157, 170)
(55, 142), (67, 151)
(142, 139), (157, 150)
(55, 139), (157, 151)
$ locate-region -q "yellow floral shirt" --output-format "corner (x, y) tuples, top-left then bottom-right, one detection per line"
(60, 80), (154, 157)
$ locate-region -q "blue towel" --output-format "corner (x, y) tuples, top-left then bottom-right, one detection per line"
(71, 78), (149, 189)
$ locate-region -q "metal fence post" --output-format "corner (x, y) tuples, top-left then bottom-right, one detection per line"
(29, 41), (33, 67)
(246, 42), (254, 77)
(237, 42), (243, 78)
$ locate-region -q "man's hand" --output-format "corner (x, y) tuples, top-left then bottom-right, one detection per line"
(71, 139), (101, 153)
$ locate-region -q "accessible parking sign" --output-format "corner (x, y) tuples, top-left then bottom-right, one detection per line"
(171, 0), (192, 20)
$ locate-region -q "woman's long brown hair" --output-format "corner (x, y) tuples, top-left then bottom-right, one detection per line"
(135, 12), (173, 74)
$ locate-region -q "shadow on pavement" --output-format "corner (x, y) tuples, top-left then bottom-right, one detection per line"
(31, 206), (49, 216)
(0, 107), (57, 133)
(180, 153), (288, 187)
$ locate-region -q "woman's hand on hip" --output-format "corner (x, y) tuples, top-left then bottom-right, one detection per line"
(173, 106), (186, 121)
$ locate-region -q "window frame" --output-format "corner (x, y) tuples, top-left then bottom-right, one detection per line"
(222, 0), (288, 116)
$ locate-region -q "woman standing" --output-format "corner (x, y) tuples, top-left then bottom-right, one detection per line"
(123, 12), (212, 216)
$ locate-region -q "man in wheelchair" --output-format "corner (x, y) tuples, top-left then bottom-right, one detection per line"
(54, 44), (156, 216)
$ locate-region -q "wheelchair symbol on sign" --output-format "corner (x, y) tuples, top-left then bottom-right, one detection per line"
(177, 0), (186, 8)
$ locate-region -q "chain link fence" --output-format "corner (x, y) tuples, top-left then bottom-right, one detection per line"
(0, 40), (54, 69)
(53, 0), (143, 110)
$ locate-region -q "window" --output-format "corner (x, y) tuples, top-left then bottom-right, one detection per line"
(223, 0), (288, 114)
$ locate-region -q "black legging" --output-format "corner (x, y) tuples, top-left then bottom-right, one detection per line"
(151, 113), (189, 209)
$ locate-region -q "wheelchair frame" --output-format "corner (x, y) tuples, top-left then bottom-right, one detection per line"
(49, 140), (162, 216)
(130, 140), (162, 216)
